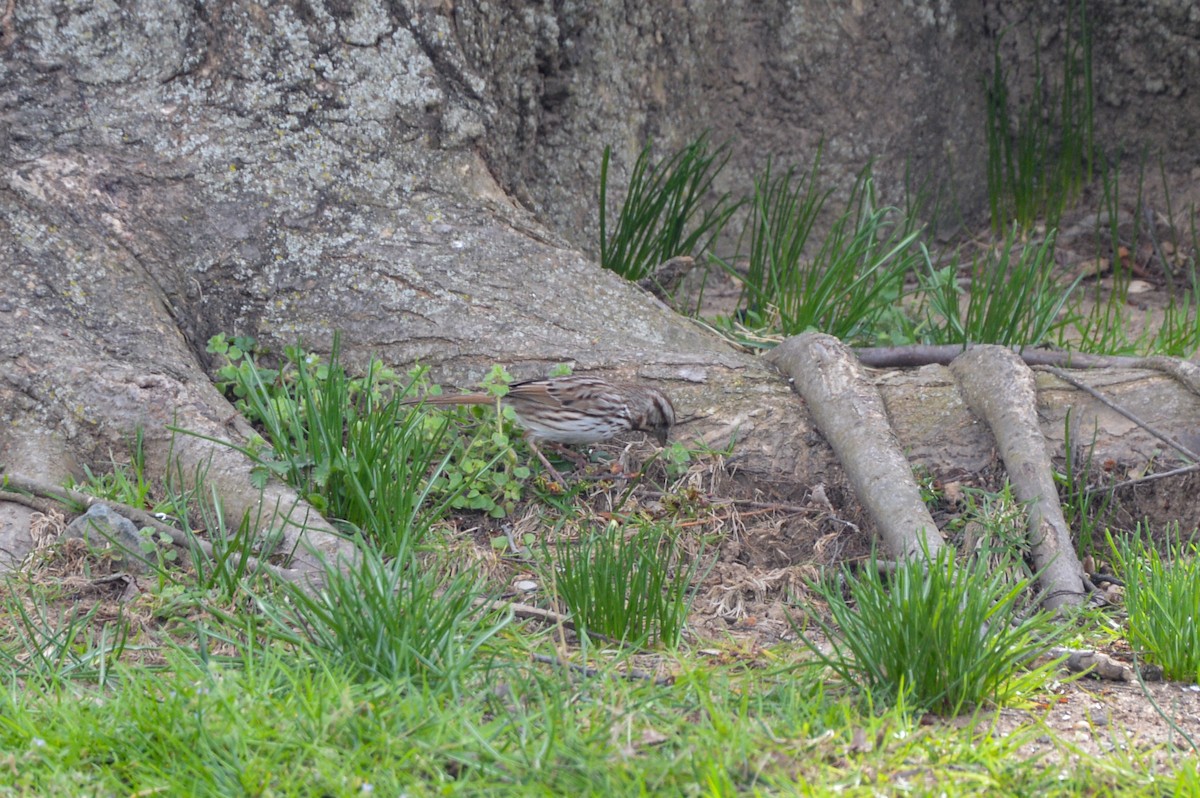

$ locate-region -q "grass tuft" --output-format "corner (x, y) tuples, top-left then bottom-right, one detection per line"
(1055, 409), (1116, 559)
(545, 521), (700, 647)
(726, 158), (924, 343)
(599, 131), (741, 282)
(238, 546), (507, 689)
(204, 333), (471, 548)
(920, 224), (1080, 347)
(0, 584), (131, 687)
(984, 0), (1094, 232)
(1109, 524), (1200, 682)
(797, 545), (1067, 715)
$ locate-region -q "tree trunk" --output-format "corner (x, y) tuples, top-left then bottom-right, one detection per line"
(1, 1), (1197, 578)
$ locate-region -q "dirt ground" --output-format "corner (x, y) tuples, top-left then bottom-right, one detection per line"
(12, 487), (1200, 771)
(438, 436), (1200, 769)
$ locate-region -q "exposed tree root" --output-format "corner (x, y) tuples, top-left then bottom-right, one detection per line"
(1138, 355), (1200, 397)
(950, 346), (1088, 610)
(0, 474), (314, 585)
(0, 322), (359, 587)
(769, 336), (1099, 610)
(767, 333), (944, 560)
(855, 344), (1153, 370)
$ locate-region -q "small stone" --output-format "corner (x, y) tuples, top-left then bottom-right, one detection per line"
(62, 504), (148, 573)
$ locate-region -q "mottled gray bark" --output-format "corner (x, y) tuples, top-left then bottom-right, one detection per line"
(0, 0), (806, 574)
(460, 0), (1200, 253)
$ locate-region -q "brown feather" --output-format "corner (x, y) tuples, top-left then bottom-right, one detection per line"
(506, 382), (559, 406)
(403, 375), (675, 447)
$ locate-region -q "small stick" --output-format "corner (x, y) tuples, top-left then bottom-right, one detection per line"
(527, 438), (569, 486)
(531, 653), (674, 686)
(488, 599), (578, 630)
(1087, 461), (1200, 495)
(1143, 204), (1177, 288)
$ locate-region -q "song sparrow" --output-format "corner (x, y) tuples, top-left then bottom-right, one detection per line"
(405, 375), (676, 480)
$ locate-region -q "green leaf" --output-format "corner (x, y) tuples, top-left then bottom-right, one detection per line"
(207, 333), (229, 354)
(249, 465), (270, 490)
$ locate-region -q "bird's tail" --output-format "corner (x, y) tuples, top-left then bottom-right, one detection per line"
(401, 393), (495, 407)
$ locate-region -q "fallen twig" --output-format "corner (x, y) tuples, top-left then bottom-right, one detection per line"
(1040, 365), (1199, 462)
(531, 653), (674, 686)
(1087, 460), (1200, 495)
(854, 344), (1149, 370)
(490, 599), (577, 630)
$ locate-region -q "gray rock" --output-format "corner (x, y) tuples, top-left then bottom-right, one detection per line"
(62, 504), (150, 573)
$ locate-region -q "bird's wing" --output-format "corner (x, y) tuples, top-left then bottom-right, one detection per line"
(506, 381), (563, 407)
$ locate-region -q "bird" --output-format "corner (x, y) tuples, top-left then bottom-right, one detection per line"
(403, 375), (676, 482)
